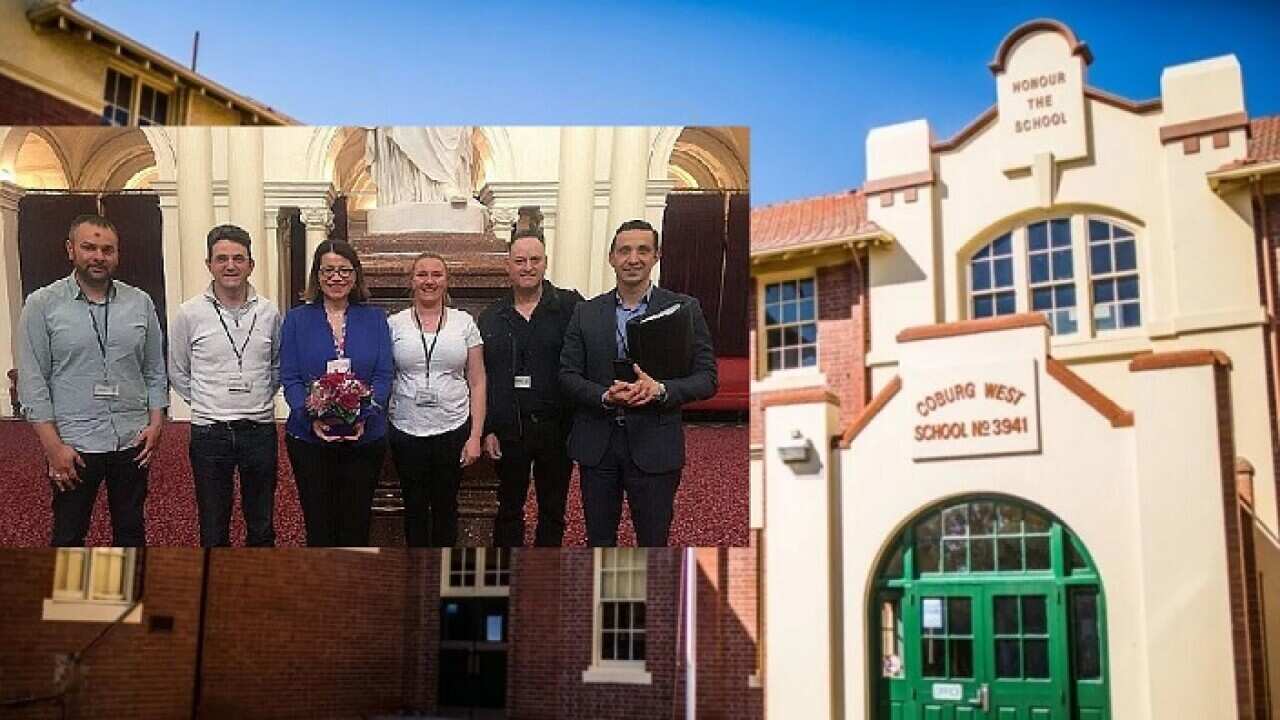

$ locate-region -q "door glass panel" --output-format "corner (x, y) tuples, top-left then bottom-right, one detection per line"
(917, 539), (939, 573)
(970, 502), (996, 534)
(943, 506), (968, 535)
(996, 505), (1023, 533)
(1024, 638), (1050, 678)
(922, 637), (946, 677)
(1021, 596), (1047, 634)
(943, 539), (968, 572)
(995, 638), (1021, 677)
(994, 596), (1018, 634)
(950, 638), (973, 678)
(1071, 590), (1102, 679)
(948, 597), (972, 635)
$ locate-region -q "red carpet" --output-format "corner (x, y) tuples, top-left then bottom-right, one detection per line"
(0, 420), (748, 547)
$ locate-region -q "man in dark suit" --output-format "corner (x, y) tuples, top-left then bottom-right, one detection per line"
(559, 219), (718, 546)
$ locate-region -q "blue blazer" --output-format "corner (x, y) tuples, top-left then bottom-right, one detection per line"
(280, 302), (393, 445)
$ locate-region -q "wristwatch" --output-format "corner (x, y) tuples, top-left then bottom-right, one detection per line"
(656, 382), (668, 403)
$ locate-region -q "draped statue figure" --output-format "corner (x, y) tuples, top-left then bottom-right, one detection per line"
(366, 127), (475, 207)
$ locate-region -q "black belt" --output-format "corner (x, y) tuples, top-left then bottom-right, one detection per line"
(206, 419), (269, 430)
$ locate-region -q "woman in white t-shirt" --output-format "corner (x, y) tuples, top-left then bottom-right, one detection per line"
(388, 252), (486, 546)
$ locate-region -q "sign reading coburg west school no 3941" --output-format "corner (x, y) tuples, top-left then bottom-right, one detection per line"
(909, 361), (1041, 460)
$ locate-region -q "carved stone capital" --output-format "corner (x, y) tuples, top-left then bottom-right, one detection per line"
(299, 206), (334, 231)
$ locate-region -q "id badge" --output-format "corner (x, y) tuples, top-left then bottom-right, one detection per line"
(228, 374), (253, 394)
(93, 383), (119, 399)
(414, 389), (439, 407)
(514, 375), (532, 389)
(326, 358), (351, 374)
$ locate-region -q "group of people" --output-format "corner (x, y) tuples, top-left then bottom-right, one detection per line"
(17, 214), (718, 548)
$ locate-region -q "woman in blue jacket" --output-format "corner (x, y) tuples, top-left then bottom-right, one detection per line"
(280, 240), (393, 546)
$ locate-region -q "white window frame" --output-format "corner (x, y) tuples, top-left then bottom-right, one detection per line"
(42, 548), (142, 623)
(582, 548), (651, 685)
(102, 64), (177, 127)
(440, 548), (511, 597)
(756, 268), (821, 379)
(1085, 216), (1143, 333)
(964, 214), (1143, 342)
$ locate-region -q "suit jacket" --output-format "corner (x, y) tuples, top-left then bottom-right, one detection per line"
(559, 285), (717, 474)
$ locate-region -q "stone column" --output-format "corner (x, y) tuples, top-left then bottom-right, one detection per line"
(300, 206), (334, 273)
(0, 181), (25, 417)
(553, 126), (597, 293)
(601, 126), (650, 294)
(226, 128), (269, 299)
(176, 127), (215, 301)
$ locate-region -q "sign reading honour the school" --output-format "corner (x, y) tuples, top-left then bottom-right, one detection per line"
(993, 27), (1089, 171)
(909, 360), (1040, 460)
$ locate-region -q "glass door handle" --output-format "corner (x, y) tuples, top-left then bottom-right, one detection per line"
(966, 684), (989, 711)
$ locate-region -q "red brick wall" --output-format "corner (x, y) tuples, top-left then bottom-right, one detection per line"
(0, 73), (101, 125)
(692, 545), (763, 720)
(198, 549), (421, 719)
(751, 258), (870, 447)
(1258, 192), (1280, 532)
(0, 549), (203, 720)
(508, 549), (563, 718)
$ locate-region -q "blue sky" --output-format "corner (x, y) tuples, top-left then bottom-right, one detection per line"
(79, 1), (1280, 205)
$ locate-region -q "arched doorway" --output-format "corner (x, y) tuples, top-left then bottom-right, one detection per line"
(871, 495), (1110, 719)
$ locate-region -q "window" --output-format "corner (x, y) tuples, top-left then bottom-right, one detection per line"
(966, 215), (1141, 336)
(970, 232), (1015, 319)
(1027, 219), (1076, 334)
(763, 277), (817, 371)
(43, 548), (142, 623)
(914, 500), (1052, 575)
(101, 68), (170, 127)
(441, 548), (511, 597)
(584, 548), (651, 684)
(1088, 219), (1140, 330)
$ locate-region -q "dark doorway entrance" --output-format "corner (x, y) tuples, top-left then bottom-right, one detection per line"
(438, 596), (509, 712)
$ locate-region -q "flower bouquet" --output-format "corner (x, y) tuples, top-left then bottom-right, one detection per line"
(305, 371), (373, 438)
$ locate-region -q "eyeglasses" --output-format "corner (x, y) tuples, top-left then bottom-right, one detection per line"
(319, 267), (355, 279)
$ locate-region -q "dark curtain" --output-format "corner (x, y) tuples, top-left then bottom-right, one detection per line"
(721, 192), (749, 356)
(661, 192), (729, 354)
(99, 193), (166, 338)
(17, 193), (98, 299)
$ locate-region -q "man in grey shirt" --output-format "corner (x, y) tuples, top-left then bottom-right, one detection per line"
(18, 214), (168, 546)
(169, 224), (282, 546)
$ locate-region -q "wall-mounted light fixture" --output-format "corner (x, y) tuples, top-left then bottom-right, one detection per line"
(777, 429), (814, 465)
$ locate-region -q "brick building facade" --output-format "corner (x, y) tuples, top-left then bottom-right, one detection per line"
(0, 547), (761, 719)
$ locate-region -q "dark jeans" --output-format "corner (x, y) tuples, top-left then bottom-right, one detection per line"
(492, 417), (571, 547)
(389, 422), (470, 547)
(51, 446), (148, 546)
(285, 435), (385, 547)
(189, 421), (278, 547)
(579, 424), (680, 547)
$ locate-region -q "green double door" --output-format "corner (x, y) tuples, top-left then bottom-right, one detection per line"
(903, 582), (1068, 719)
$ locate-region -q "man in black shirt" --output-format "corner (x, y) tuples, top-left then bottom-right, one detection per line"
(480, 229), (584, 546)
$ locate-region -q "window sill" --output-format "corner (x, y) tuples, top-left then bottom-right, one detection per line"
(581, 665), (653, 685)
(42, 599), (142, 624)
(748, 672), (763, 689)
(752, 369), (828, 394)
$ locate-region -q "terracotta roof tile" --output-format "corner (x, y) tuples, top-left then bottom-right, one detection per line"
(751, 189), (876, 254)
(1247, 115), (1280, 164)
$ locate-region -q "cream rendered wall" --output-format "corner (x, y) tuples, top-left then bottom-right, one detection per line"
(840, 324), (1244, 719)
(1255, 521), (1280, 716)
(186, 93), (241, 125)
(0, 0), (104, 113)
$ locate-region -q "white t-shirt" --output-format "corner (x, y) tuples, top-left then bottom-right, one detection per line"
(388, 306), (483, 437)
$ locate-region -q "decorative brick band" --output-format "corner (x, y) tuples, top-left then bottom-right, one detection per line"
(862, 170), (935, 196)
(1045, 357), (1134, 428)
(758, 387), (841, 409)
(896, 312), (1049, 343)
(1128, 349), (1233, 372)
(839, 375), (901, 447)
(1158, 112), (1249, 144)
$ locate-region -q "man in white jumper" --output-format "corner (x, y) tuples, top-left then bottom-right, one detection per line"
(169, 224), (282, 546)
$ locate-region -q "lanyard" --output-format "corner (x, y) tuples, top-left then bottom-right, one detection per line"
(209, 298), (259, 373)
(412, 305), (446, 388)
(86, 290), (111, 378)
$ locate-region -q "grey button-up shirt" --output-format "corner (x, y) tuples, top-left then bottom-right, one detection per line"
(17, 274), (169, 453)
(168, 284), (282, 425)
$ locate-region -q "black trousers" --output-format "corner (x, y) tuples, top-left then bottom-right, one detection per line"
(51, 446), (148, 547)
(492, 417), (572, 547)
(579, 423), (680, 547)
(189, 421), (278, 547)
(285, 435), (385, 547)
(389, 422), (470, 547)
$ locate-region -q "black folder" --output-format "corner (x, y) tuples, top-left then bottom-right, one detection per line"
(626, 302), (694, 380)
